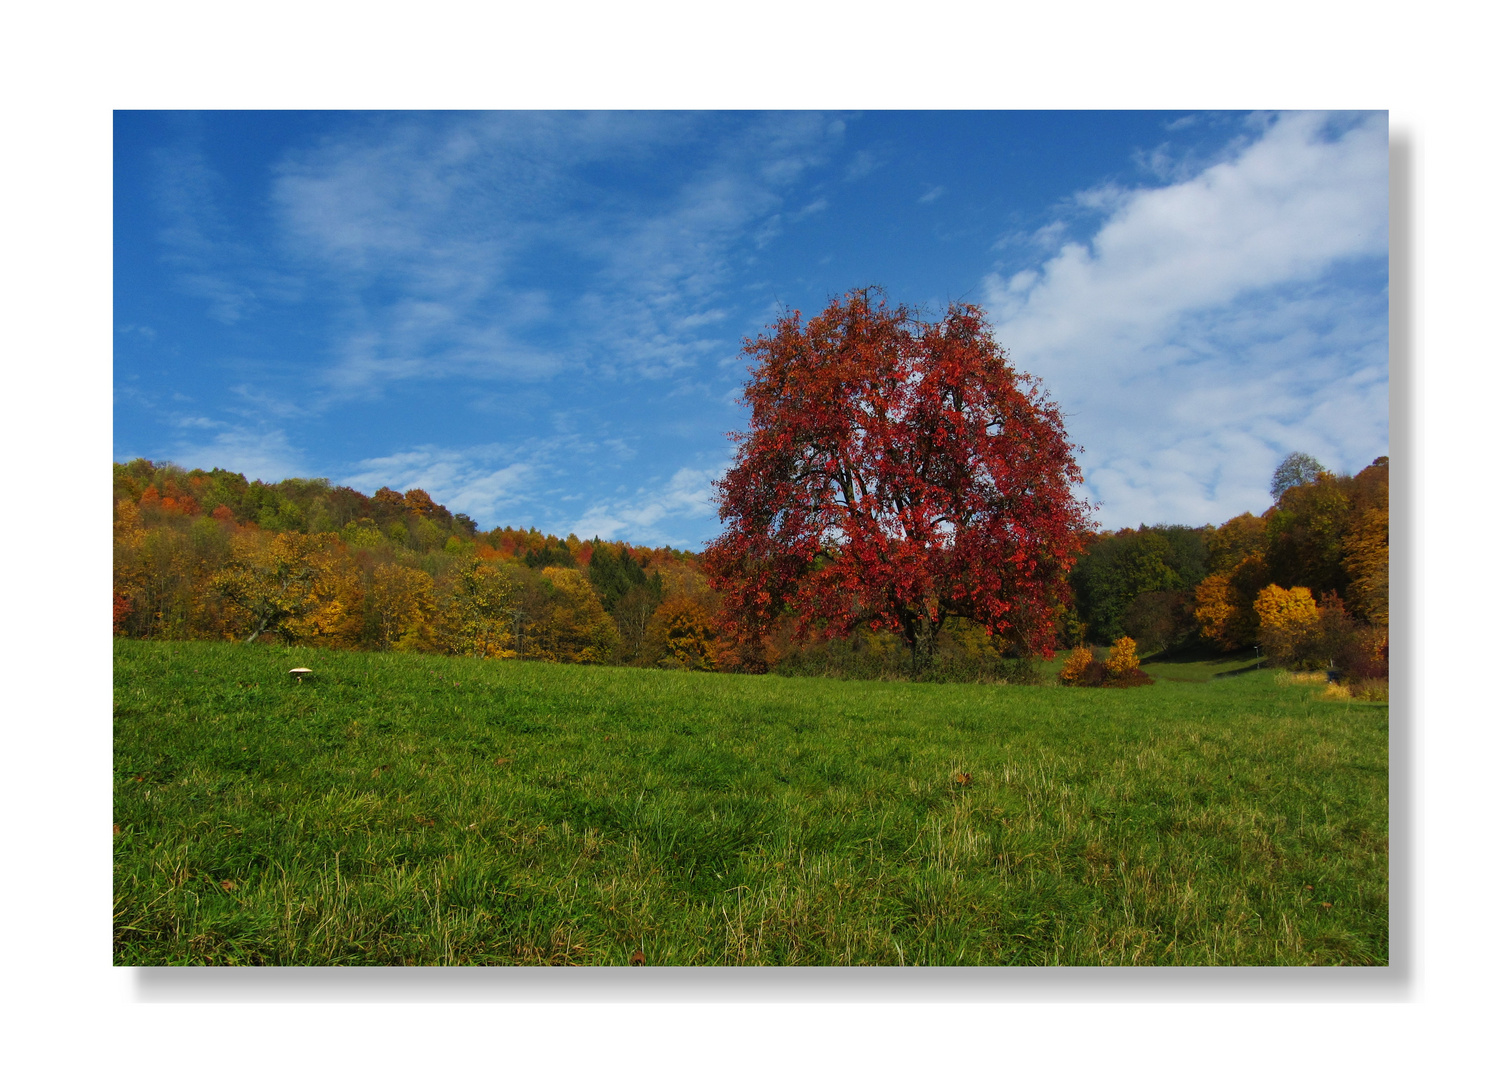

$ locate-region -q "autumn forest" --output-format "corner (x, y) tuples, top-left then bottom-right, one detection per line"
(112, 449), (1389, 689)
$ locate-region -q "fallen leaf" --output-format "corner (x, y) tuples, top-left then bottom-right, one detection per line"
(113, 824), (121, 835)
(630, 949), (646, 966)
(1305, 885), (1314, 890)
(953, 772), (972, 787)
(495, 757), (512, 766)
(1320, 902), (1333, 909)
(221, 880), (237, 891)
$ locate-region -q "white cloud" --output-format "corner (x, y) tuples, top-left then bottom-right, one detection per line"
(168, 425), (306, 482)
(338, 435), (722, 544)
(982, 111), (1388, 528)
(342, 445), (541, 525)
(569, 466), (725, 546)
(918, 184), (945, 204)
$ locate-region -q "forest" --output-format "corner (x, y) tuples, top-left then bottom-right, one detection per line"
(111, 452), (1389, 686)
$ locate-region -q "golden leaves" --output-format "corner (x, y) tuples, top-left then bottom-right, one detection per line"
(1105, 636), (1140, 678)
(1254, 584), (1321, 666)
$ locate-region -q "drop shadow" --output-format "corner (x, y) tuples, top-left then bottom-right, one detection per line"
(1386, 118), (1413, 989)
(130, 963), (1407, 1004)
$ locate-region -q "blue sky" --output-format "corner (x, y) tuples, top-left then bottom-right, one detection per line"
(114, 110), (1388, 548)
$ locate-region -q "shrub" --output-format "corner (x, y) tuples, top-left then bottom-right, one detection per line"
(1105, 636), (1140, 678)
(1346, 627), (1389, 682)
(1075, 660), (1109, 687)
(1060, 641), (1152, 689)
(1312, 596), (1387, 682)
(1350, 678), (1389, 702)
(1058, 646), (1095, 685)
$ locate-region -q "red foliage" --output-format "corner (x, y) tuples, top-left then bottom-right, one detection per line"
(704, 289), (1093, 667)
(113, 592), (132, 634)
(160, 494), (201, 516)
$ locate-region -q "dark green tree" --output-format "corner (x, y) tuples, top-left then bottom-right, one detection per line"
(585, 540), (660, 612)
(1069, 526), (1208, 645)
(523, 541), (576, 570)
(1270, 452), (1325, 500)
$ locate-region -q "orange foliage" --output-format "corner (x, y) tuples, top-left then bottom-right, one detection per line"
(1194, 553), (1269, 651)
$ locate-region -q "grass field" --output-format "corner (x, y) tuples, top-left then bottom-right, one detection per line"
(113, 639), (1388, 966)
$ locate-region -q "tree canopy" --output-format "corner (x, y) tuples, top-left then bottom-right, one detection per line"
(1270, 451), (1325, 500)
(704, 288), (1093, 671)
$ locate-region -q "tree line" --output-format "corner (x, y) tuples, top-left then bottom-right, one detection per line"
(112, 448), (1387, 682)
(112, 459), (721, 670)
(1067, 452), (1388, 680)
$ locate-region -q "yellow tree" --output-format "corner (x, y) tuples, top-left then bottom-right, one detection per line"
(645, 594), (719, 671)
(369, 563), (438, 651)
(437, 557), (518, 658)
(212, 531), (355, 644)
(113, 498), (146, 634)
(1253, 584), (1321, 668)
(533, 567), (619, 664)
(1343, 507), (1389, 627)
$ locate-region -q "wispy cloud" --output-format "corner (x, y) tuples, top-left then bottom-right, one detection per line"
(153, 145), (262, 324)
(568, 465), (727, 546)
(265, 112), (844, 393)
(918, 184), (945, 204)
(338, 433), (723, 544)
(983, 111), (1388, 528)
(844, 148), (881, 181)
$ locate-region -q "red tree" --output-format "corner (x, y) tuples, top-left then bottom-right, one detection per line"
(704, 289), (1093, 672)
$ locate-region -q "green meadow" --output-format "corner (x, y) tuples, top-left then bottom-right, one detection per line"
(113, 639), (1387, 966)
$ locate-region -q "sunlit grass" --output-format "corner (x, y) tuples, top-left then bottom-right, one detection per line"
(114, 639), (1388, 966)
